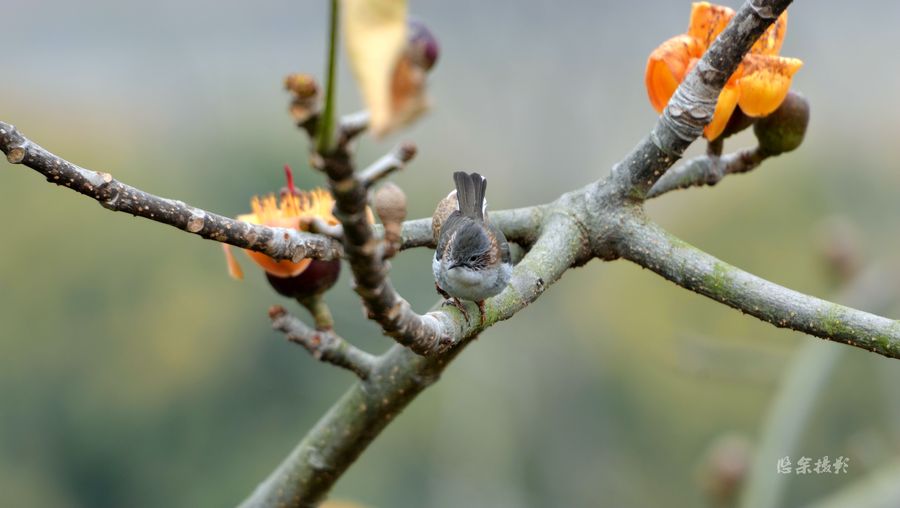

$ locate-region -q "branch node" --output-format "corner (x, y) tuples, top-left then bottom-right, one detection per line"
(186, 210), (207, 233)
(6, 146), (25, 164)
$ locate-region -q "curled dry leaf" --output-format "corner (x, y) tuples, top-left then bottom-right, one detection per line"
(343, 0), (430, 137)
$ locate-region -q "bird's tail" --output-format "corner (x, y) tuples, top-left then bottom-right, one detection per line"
(453, 171), (486, 220)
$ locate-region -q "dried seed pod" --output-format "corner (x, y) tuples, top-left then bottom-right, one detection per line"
(374, 182), (407, 257)
(407, 19), (439, 72)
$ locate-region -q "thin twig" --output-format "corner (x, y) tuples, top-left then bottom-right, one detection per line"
(646, 147), (768, 198)
(269, 305), (376, 379)
(298, 294), (336, 331)
(0, 121), (342, 262)
(337, 110), (370, 147)
(357, 142), (417, 188)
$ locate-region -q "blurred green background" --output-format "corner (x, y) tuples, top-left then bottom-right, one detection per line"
(3, 1), (900, 506)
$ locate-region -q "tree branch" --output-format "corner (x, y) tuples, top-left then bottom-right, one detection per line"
(318, 146), (452, 355)
(238, 339), (458, 508)
(358, 142), (417, 188)
(616, 215), (900, 359)
(269, 305), (376, 380)
(240, 208), (590, 504)
(646, 147), (768, 198)
(607, 0), (793, 200)
(740, 264), (900, 508)
(0, 121), (343, 263)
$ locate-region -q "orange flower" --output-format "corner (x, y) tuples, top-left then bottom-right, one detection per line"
(645, 2), (803, 140)
(224, 166), (339, 280)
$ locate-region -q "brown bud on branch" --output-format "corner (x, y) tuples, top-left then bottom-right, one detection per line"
(374, 182), (408, 258)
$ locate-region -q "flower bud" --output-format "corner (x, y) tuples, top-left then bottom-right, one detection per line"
(374, 182), (407, 258)
(284, 73), (320, 126)
(753, 91), (810, 156)
(407, 19), (439, 72)
(284, 73), (319, 99)
(265, 259), (341, 299)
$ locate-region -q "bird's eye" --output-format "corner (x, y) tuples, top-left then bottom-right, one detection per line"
(468, 255), (479, 264)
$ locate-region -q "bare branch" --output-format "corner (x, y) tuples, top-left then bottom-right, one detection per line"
(357, 142), (417, 188)
(0, 121), (342, 263)
(607, 0), (793, 200)
(337, 110), (370, 147)
(269, 305), (376, 379)
(616, 216), (900, 359)
(646, 147), (768, 198)
(320, 147), (450, 355)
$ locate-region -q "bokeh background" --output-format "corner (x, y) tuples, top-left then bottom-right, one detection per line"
(3, 1), (900, 506)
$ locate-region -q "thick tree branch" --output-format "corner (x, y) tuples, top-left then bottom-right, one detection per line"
(240, 209), (589, 505)
(319, 146), (451, 355)
(269, 305), (376, 380)
(607, 0), (792, 200)
(0, 121), (342, 263)
(239, 338), (460, 508)
(646, 147), (768, 198)
(616, 216), (900, 359)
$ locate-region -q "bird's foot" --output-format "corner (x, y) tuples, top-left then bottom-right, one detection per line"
(441, 297), (470, 323)
(477, 300), (486, 327)
(435, 282), (451, 300)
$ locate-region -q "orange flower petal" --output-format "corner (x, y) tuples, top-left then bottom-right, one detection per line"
(645, 35), (704, 113)
(687, 2), (735, 48)
(244, 251), (312, 278)
(737, 55), (803, 117)
(704, 81), (740, 140)
(751, 10), (788, 56)
(223, 244), (244, 280)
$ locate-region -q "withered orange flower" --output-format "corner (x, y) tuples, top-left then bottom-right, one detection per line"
(645, 2), (803, 140)
(224, 166), (339, 280)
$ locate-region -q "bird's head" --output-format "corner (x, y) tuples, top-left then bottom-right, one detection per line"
(448, 221), (495, 271)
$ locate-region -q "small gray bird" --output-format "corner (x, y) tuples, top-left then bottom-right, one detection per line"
(433, 172), (511, 323)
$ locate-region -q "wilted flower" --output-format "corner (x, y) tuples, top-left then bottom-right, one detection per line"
(224, 166), (339, 280)
(343, 0), (439, 137)
(645, 2), (803, 140)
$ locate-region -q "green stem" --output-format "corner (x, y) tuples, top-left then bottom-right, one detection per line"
(316, 0), (339, 154)
(298, 294), (334, 331)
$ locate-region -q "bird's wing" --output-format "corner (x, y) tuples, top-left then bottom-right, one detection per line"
(490, 223), (511, 264)
(435, 210), (465, 259)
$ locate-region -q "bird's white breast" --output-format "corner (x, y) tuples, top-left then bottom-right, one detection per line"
(433, 255), (511, 302)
